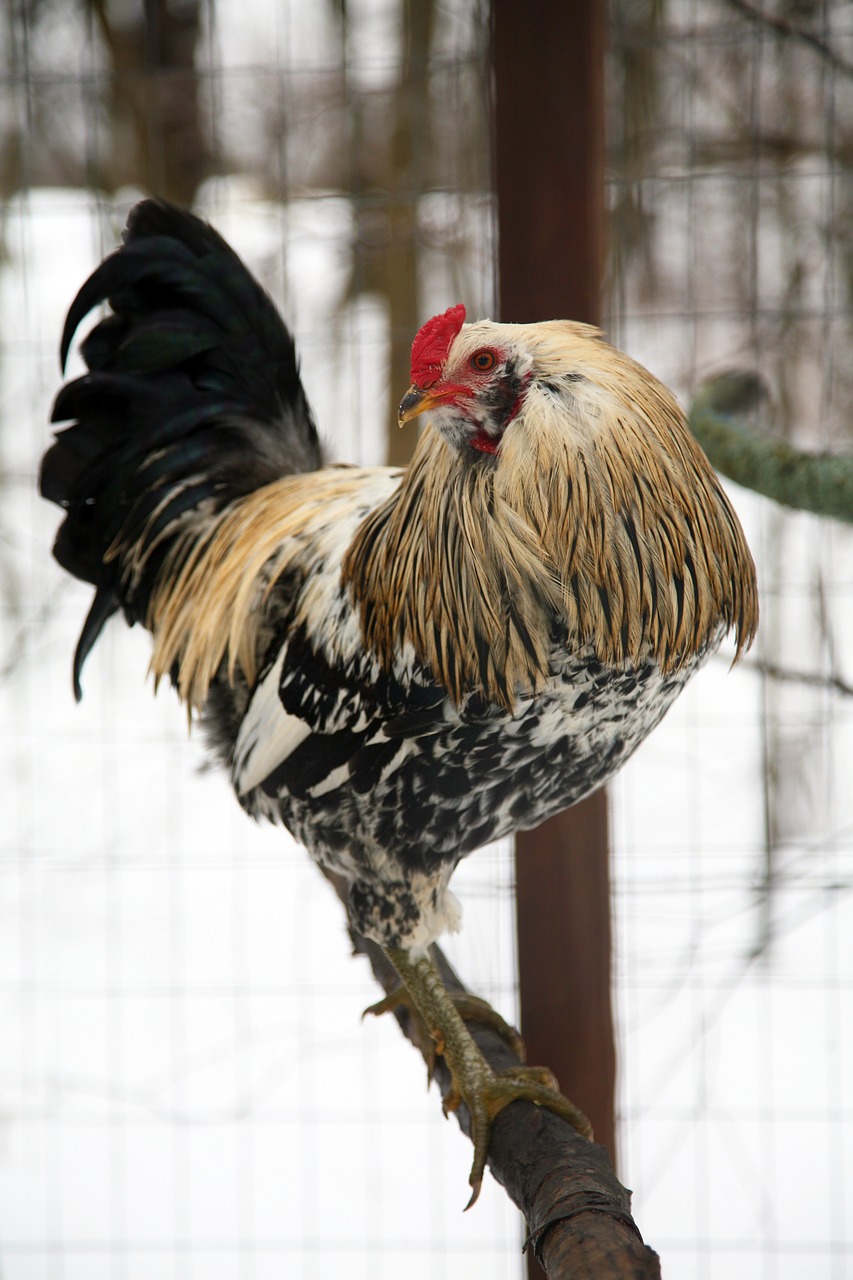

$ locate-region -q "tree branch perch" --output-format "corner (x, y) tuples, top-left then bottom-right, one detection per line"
(689, 372), (853, 524)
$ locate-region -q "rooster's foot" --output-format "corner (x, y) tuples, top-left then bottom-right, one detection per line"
(364, 983), (525, 1080)
(381, 946), (593, 1207)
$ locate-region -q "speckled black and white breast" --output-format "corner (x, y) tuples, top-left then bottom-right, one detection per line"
(224, 618), (707, 952)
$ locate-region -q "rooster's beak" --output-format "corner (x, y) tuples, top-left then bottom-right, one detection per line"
(398, 385), (446, 427)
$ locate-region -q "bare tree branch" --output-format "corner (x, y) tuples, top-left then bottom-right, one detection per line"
(725, 0), (853, 81)
(742, 656), (853, 700)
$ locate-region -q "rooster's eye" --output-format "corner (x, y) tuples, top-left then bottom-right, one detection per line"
(470, 349), (496, 372)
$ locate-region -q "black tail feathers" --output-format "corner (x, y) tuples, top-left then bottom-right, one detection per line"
(40, 199), (324, 699)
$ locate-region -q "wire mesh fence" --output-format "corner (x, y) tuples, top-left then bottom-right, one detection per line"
(608, 5), (853, 1274)
(0, 1), (851, 1277)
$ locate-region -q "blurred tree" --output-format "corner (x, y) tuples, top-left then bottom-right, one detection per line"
(343, 0), (435, 467)
(90, 0), (211, 204)
(1, 0), (209, 202)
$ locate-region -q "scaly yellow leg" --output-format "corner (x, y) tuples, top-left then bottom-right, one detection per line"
(381, 946), (592, 1207)
(364, 983), (525, 1077)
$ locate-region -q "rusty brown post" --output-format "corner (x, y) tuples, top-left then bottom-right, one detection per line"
(492, 9), (615, 1274)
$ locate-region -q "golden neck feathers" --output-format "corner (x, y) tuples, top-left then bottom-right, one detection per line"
(345, 326), (757, 709)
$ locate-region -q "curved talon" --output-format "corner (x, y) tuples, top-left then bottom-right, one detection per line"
(442, 1084), (462, 1117)
(362, 990), (406, 1021)
(364, 986), (525, 1059)
(363, 987), (440, 1079)
(462, 1066), (593, 1208)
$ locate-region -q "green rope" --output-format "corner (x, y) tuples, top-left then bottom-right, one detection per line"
(688, 372), (853, 525)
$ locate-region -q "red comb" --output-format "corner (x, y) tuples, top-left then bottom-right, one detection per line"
(410, 304), (466, 387)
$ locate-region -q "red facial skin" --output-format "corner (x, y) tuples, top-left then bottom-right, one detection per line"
(406, 310), (529, 456)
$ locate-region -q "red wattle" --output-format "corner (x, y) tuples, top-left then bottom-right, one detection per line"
(470, 433), (498, 455)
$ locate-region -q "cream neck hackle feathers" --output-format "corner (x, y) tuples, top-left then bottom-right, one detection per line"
(146, 321), (758, 714)
(346, 322), (757, 708)
(145, 468), (397, 711)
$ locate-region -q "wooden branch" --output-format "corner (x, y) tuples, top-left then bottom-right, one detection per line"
(724, 0), (853, 81)
(322, 872), (660, 1278)
(741, 656), (853, 700)
(689, 371), (853, 525)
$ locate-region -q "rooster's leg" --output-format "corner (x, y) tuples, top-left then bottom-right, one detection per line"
(383, 945), (592, 1207)
(364, 984), (525, 1074)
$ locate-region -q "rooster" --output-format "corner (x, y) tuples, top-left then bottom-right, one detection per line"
(41, 200), (758, 1203)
